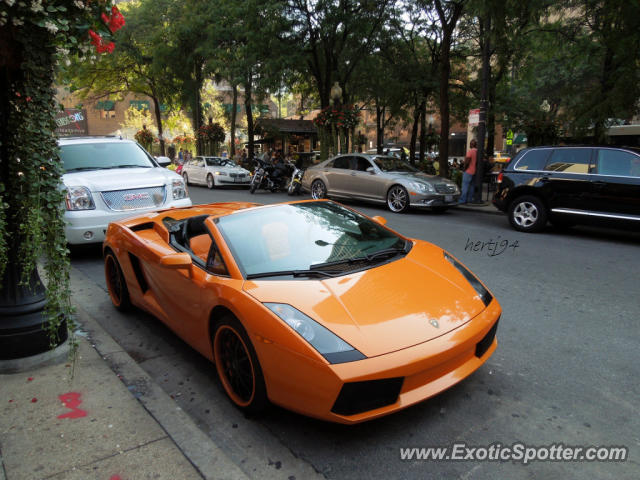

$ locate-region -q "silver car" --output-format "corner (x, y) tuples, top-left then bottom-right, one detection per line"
(302, 154), (460, 213)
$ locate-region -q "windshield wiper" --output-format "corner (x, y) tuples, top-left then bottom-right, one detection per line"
(246, 269), (336, 279)
(65, 167), (109, 172)
(362, 244), (409, 262)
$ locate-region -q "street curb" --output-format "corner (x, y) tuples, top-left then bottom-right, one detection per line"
(73, 300), (250, 480)
(454, 205), (503, 216)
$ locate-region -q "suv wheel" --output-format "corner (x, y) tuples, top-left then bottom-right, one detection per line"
(508, 195), (547, 232)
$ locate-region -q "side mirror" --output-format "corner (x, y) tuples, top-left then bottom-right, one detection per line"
(372, 215), (387, 225)
(366, 167), (376, 174)
(159, 252), (192, 269)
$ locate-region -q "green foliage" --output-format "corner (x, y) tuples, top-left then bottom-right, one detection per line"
(0, 1), (123, 352)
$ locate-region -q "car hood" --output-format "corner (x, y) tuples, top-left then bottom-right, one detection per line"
(242, 241), (487, 358)
(62, 167), (180, 192)
(208, 166), (249, 174)
(384, 171), (453, 185)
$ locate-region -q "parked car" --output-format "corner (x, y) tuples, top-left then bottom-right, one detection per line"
(103, 199), (500, 423)
(302, 153), (460, 213)
(493, 145), (640, 232)
(59, 136), (191, 245)
(181, 156), (251, 189)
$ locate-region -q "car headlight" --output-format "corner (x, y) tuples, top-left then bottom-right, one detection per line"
(171, 179), (188, 199)
(443, 252), (492, 306)
(213, 171), (222, 175)
(264, 303), (366, 364)
(65, 186), (95, 211)
(409, 181), (434, 193)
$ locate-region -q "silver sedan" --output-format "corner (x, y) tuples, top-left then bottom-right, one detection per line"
(301, 154), (460, 213)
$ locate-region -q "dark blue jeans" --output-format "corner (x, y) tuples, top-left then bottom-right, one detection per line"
(460, 172), (475, 203)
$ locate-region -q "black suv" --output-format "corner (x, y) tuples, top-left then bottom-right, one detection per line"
(493, 146), (640, 232)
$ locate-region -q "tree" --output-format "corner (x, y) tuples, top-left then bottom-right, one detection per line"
(283, 0), (393, 159)
(60, 0), (179, 155)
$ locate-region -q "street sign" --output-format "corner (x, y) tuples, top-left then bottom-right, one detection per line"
(468, 109), (480, 127)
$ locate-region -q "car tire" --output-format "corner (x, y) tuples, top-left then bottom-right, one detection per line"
(206, 174), (215, 189)
(104, 250), (131, 312)
(213, 314), (268, 414)
(182, 172), (189, 185)
(311, 179), (327, 199)
(508, 195), (547, 232)
(387, 185), (410, 213)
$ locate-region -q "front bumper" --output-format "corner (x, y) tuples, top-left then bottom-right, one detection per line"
(260, 298), (501, 424)
(410, 192), (460, 208)
(64, 197), (192, 244)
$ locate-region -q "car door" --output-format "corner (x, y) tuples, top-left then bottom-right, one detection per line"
(542, 148), (594, 213)
(193, 157), (208, 184)
(324, 155), (353, 197)
(588, 148), (640, 219)
(350, 155), (385, 201)
(141, 249), (206, 343)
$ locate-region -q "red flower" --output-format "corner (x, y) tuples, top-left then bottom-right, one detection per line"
(89, 30), (115, 54)
(102, 6), (126, 33)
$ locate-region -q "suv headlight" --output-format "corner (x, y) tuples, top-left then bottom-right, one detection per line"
(444, 252), (492, 306)
(265, 303), (366, 364)
(171, 178), (188, 199)
(65, 186), (95, 211)
(409, 181), (434, 193)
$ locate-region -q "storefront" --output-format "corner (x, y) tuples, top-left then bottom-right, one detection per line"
(255, 119), (318, 162)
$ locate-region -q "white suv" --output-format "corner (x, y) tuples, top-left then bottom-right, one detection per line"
(60, 136), (191, 244)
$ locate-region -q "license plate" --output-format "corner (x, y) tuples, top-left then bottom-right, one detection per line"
(445, 195), (453, 202)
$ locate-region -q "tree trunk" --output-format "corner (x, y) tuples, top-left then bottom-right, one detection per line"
(487, 82), (496, 156)
(376, 104), (385, 154)
(151, 93), (165, 156)
(230, 83), (238, 157)
(418, 102), (427, 164)
(244, 72), (255, 160)
(409, 99), (423, 166)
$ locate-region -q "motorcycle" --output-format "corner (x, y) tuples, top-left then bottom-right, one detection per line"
(287, 164), (305, 196)
(249, 158), (295, 194)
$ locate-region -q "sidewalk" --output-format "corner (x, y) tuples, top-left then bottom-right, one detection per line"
(0, 305), (249, 480)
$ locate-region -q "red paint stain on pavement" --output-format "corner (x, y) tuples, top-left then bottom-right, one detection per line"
(110, 475), (123, 480)
(57, 392), (87, 419)
(27, 377), (34, 381)
(31, 398), (37, 403)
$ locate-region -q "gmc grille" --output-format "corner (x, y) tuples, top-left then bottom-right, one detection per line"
(101, 186), (166, 211)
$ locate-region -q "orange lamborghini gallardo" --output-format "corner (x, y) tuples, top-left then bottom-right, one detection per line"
(103, 200), (500, 424)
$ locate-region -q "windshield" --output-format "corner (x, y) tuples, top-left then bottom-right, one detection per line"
(216, 201), (407, 278)
(60, 142), (154, 172)
(205, 157), (223, 167)
(373, 156), (418, 173)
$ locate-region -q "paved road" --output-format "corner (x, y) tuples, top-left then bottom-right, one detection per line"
(71, 185), (640, 480)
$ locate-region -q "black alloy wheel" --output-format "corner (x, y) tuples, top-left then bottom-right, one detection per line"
(104, 251), (131, 311)
(213, 315), (267, 413)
